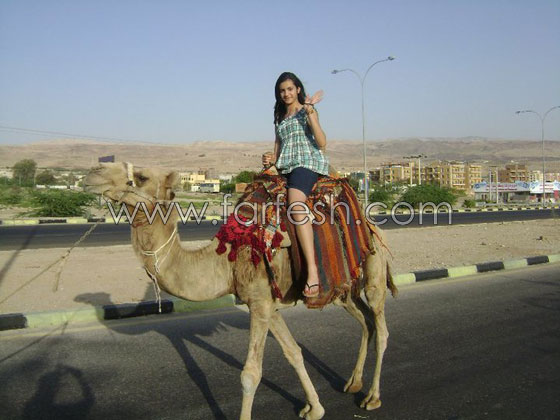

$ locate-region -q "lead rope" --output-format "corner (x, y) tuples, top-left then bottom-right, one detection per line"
(140, 226), (177, 274)
(54, 193), (112, 291)
(0, 197), (111, 305)
(140, 226), (177, 312)
(145, 269), (163, 313)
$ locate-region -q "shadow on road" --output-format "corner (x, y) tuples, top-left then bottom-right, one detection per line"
(75, 287), (307, 419)
(22, 363), (95, 420)
(0, 226), (39, 286)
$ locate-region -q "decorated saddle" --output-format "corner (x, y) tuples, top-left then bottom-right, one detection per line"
(215, 172), (378, 308)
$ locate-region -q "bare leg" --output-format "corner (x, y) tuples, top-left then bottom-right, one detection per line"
(269, 311), (325, 419)
(288, 188), (319, 295)
(240, 301), (272, 420)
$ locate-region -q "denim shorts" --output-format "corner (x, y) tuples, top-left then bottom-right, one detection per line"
(285, 167), (319, 197)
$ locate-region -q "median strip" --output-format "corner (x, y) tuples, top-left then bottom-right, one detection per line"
(1, 254), (558, 331)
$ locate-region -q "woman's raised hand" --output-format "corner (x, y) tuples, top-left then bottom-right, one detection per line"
(305, 90), (324, 105)
(304, 90), (323, 115)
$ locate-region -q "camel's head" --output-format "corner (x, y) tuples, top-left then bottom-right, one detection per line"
(84, 162), (180, 206)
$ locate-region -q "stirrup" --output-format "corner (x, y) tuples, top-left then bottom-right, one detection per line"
(303, 282), (320, 298)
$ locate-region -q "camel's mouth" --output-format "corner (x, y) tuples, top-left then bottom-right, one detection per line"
(84, 183), (108, 193)
(83, 172), (114, 197)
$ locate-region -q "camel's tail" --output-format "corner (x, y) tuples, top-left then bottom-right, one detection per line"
(386, 262), (398, 298)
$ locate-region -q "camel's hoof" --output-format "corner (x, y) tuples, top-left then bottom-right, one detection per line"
(299, 402), (325, 420)
(360, 396), (382, 411)
(299, 403), (311, 418)
(343, 376), (363, 393)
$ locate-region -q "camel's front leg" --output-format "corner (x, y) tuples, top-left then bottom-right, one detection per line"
(240, 302), (272, 420)
(269, 312), (325, 420)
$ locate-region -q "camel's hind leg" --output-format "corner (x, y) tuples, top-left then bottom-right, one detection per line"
(269, 311), (325, 420)
(337, 294), (374, 394)
(360, 253), (391, 410)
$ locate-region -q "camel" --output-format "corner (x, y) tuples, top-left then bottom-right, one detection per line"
(84, 162), (396, 420)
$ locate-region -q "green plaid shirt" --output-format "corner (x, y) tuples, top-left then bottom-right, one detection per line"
(275, 108), (329, 175)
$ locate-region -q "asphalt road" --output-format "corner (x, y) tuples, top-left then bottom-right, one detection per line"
(0, 209), (557, 250)
(0, 264), (558, 419)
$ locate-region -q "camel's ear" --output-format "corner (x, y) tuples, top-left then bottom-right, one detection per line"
(165, 171), (180, 200)
(165, 171), (180, 189)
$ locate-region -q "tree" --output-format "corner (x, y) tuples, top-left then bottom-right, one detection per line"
(220, 182), (235, 194)
(234, 171), (256, 184)
(369, 184), (397, 207)
(400, 184), (457, 208)
(35, 170), (57, 185)
(347, 177), (360, 193)
(12, 159), (37, 186)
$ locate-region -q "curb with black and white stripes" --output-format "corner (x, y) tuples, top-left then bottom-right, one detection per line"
(392, 254), (559, 285)
(0, 254), (558, 332)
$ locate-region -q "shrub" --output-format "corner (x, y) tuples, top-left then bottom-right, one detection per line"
(463, 199), (476, 208)
(35, 170), (57, 185)
(400, 183), (457, 208)
(234, 171), (256, 184)
(0, 186), (24, 206)
(347, 177), (360, 193)
(220, 182), (235, 194)
(28, 190), (96, 217)
(369, 184), (397, 207)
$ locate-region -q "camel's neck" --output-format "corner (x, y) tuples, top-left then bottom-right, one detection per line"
(131, 220), (234, 301)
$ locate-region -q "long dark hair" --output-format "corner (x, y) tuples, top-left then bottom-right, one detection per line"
(274, 72), (307, 125)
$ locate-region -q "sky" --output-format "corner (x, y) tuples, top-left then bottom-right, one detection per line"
(0, 0), (559, 145)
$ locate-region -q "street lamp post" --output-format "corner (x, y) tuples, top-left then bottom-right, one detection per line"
(516, 106), (560, 208)
(332, 56), (395, 207)
(402, 156), (413, 185)
(489, 166), (499, 204)
(404, 154), (427, 185)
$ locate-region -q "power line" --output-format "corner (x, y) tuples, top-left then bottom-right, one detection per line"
(0, 124), (161, 144)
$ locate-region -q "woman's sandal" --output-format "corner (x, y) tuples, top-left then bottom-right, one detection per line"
(303, 283), (320, 298)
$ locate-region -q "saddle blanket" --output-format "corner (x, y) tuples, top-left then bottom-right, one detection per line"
(215, 173), (376, 308)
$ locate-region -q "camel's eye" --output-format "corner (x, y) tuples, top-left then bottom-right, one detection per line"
(135, 174), (148, 183)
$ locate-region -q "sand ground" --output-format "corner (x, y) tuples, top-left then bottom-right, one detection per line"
(0, 219), (558, 314)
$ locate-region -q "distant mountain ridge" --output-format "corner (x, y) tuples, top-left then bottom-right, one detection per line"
(0, 137), (558, 173)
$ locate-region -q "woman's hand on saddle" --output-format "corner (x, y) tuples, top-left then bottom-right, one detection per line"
(262, 151), (275, 167)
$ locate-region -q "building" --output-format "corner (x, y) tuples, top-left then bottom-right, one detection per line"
(546, 172), (560, 182)
(529, 170), (542, 182)
(441, 162), (467, 190)
(377, 162), (413, 184)
(179, 170), (220, 192)
(473, 180), (560, 203)
(423, 162), (443, 185)
(465, 163), (482, 190)
(179, 170), (208, 186)
(373, 160), (482, 192)
(498, 164), (530, 183)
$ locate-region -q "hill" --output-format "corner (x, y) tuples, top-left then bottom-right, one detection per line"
(0, 137), (558, 174)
